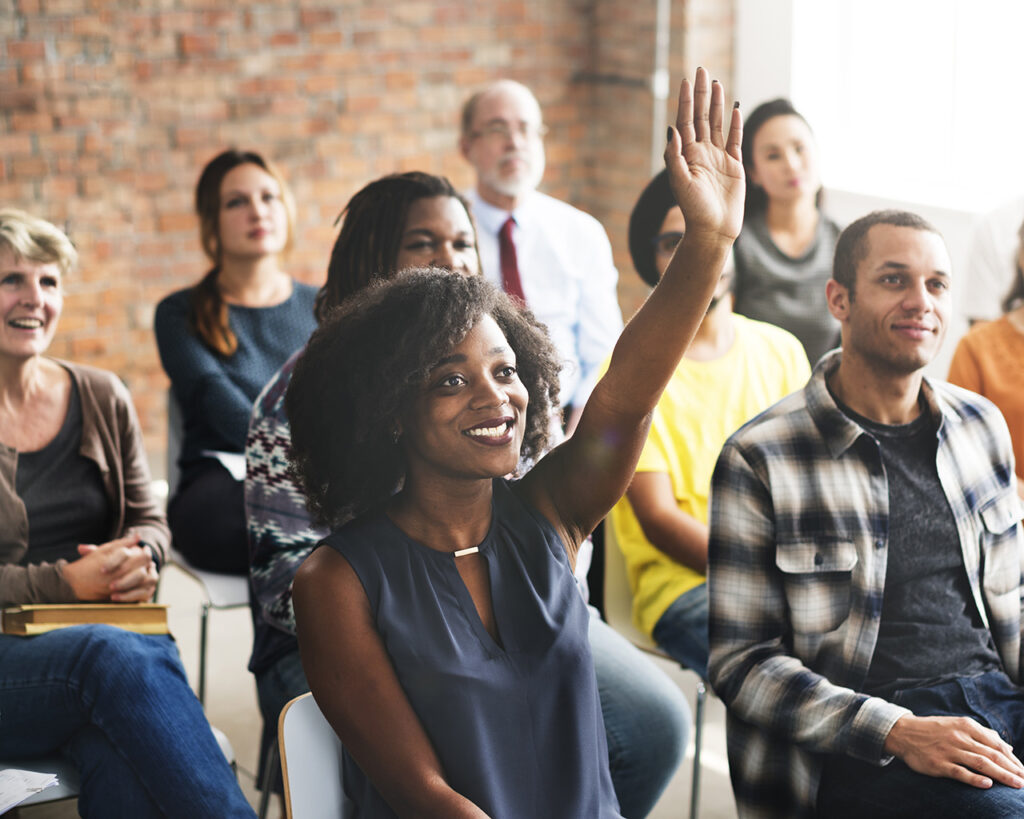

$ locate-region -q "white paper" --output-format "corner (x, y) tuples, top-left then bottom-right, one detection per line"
(0, 768), (59, 814)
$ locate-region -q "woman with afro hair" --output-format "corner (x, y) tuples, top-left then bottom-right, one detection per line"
(285, 69), (744, 818)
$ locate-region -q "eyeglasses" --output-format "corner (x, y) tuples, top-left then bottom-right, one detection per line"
(651, 231), (684, 256)
(470, 121), (549, 142)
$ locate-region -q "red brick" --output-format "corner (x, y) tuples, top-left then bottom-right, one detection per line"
(299, 8), (336, 27)
(7, 39), (47, 59)
(158, 212), (195, 232)
(178, 32), (217, 55)
(269, 31), (300, 48)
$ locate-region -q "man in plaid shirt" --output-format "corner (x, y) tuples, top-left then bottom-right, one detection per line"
(708, 210), (1024, 818)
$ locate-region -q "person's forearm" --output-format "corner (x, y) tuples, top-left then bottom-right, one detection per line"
(599, 231), (732, 420)
(636, 508), (708, 574)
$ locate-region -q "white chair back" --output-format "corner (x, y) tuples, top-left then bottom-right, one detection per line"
(602, 519), (662, 652)
(279, 692), (353, 819)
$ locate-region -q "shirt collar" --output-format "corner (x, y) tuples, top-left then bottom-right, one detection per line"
(469, 188), (536, 235)
(805, 349), (961, 458)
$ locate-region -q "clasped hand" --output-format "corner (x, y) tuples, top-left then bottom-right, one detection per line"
(63, 531), (159, 603)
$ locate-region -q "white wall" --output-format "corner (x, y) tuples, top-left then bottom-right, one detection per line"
(734, 0), (1019, 378)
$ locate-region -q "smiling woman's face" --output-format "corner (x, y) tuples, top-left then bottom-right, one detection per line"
(400, 314), (529, 486)
(0, 247), (63, 362)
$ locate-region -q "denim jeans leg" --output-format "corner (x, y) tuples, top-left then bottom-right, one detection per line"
(589, 611), (691, 818)
(255, 647), (310, 791)
(66, 725), (163, 817)
(651, 583), (709, 681)
(817, 672), (1024, 818)
(0, 625), (255, 818)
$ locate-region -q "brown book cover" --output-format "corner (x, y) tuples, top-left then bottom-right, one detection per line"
(1, 604), (169, 636)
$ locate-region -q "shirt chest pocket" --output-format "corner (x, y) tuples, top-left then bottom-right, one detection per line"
(776, 540), (858, 635)
(980, 494), (1024, 596)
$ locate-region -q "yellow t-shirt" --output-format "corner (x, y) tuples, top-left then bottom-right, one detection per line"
(608, 315), (811, 636)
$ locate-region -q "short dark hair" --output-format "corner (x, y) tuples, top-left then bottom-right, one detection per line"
(287, 268), (561, 529)
(315, 172), (478, 323)
(628, 169), (676, 288)
(741, 98), (821, 215)
(832, 209), (941, 298)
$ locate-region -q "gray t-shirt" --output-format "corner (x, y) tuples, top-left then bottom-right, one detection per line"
(831, 395), (1003, 697)
(733, 210), (841, 367)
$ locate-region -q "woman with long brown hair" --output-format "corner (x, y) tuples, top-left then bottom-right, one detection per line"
(155, 149), (317, 572)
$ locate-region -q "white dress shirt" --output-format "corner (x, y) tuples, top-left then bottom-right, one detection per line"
(467, 188), (623, 408)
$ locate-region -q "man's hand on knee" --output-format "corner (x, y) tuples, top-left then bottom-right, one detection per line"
(885, 714), (1024, 789)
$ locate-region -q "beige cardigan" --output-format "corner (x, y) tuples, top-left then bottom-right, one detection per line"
(0, 361), (170, 605)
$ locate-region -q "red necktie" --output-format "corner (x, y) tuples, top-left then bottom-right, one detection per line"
(499, 216), (526, 306)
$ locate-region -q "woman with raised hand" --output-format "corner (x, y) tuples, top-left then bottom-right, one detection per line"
(948, 218), (1024, 501)
(285, 69), (743, 818)
(0, 208), (254, 818)
(246, 171), (692, 817)
(155, 148), (317, 573)
(733, 98), (840, 366)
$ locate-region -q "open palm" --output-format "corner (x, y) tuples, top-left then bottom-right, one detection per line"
(663, 68), (745, 240)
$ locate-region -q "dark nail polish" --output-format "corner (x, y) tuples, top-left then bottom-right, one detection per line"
(733, 101), (740, 109)
(666, 126), (673, 142)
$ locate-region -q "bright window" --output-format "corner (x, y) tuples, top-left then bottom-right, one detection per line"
(788, 0), (1024, 211)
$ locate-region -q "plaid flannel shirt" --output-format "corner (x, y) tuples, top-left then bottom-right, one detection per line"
(708, 350), (1024, 818)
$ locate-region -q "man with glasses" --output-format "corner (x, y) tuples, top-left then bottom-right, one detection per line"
(608, 169), (809, 680)
(459, 80), (623, 429)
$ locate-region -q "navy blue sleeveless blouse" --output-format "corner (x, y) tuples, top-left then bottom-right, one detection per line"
(322, 478), (621, 818)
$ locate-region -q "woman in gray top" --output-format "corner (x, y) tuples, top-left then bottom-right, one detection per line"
(733, 98), (840, 366)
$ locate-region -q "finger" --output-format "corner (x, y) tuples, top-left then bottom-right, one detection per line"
(110, 561), (157, 594)
(970, 723), (1024, 775)
(692, 67), (710, 143)
(100, 547), (132, 574)
(709, 80), (725, 149)
(959, 750), (1024, 789)
(726, 101), (743, 162)
(78, 543), (99, 555)
(107, 548), (152, 581)
(675, 77), (695, 149)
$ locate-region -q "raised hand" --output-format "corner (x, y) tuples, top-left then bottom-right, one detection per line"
(663, 67), (744, 241)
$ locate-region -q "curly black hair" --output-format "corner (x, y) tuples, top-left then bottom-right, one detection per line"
(286, 267), (561, 529)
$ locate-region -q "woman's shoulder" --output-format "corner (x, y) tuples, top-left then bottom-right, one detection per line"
(156, 286), (193, 310)
(154, 287), (193, 328)
(819, 211), (842, 241)
(58, 360), (127, 398)
(57, 360), (134, 422)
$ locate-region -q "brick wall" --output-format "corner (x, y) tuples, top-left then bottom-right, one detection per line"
(1, 0), (733, 474)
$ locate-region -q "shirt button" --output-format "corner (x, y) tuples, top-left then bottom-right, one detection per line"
(875, 539), (885, 549)
(814, 553), (823, 566)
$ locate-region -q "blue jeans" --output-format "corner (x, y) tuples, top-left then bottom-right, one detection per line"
(590, 610), (692, 818)
(817, 671), (1024, 818)
(651, 583), (709, 681)
(0, 625), (255, 818)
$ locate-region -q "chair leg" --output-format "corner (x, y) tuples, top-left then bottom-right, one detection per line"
(257, 741), (279, 819)
(198, 600), (211, 707)
(690, 679), (707, 819)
